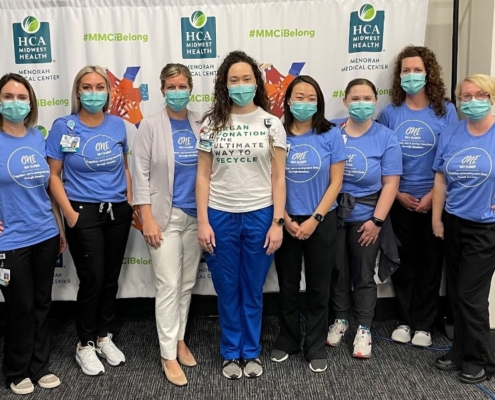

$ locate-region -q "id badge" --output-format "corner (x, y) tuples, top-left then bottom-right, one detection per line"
(0, 266), (10, 287)
(197, 139), (213, 152)
(61, 135), (80, 153)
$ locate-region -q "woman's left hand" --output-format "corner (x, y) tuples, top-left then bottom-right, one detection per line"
(357, 220), (381, 247)
(59, 230), (67, 254)
(295, 218), (318, 240)
(415, 192), (432, 213)
(264, 225), (283, 255)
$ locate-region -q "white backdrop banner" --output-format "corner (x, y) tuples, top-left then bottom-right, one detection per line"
(0, 0), (428, 300)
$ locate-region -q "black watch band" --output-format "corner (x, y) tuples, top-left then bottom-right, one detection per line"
(370, 216), (384, 227)
(313, 213), (324, 222)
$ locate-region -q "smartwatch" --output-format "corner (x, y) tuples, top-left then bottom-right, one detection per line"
(370, 216), (384, 227)
(313, 213), (324, 222)
(273, 218), (285, 226)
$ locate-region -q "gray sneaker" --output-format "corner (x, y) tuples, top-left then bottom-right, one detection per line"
(270, 349), (289, 363)
(244, 358), (263, 378)
(222, 359), (242, 379)
(309, 359), (328, 373)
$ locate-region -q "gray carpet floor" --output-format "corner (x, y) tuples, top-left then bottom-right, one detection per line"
(1, 316), (495, 399)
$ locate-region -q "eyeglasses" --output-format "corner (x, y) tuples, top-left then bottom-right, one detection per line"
(459, 92), (490, 102)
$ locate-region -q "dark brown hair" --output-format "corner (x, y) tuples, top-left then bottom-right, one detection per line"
(344, 78), (378, 98)
(283, 75), (333, 135)
(201, 50), (270, 131)
(0, 73), (38, 129)
(391, 45), (448, 116)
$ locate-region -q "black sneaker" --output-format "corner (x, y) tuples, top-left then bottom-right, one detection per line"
(309, 359), (328, 373)
(222, 359), (242, 379)
(243, 358), (263, 378)
(270, 349), (289, 363)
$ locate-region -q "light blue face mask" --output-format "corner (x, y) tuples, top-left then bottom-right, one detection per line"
(348, 101), (376, 122)
(0, 100), (31, 123)
(460, 99), (492, 121)
(80, 91), (108, 113)
(165, 90), (190, 112)
(400, 73), (426, 95)
(228, 84), (256, 107)
(290, 101), (317, 122)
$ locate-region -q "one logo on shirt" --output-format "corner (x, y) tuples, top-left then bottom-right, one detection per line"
(7, 147), (50, 188)
(173, 130), (198, 166)
(446, 147), (492, 188)
(286, 144), (321, 183)
(344, 147), (368, 182)
(82, 135), (123, 172)
(395, 120), (436, 157)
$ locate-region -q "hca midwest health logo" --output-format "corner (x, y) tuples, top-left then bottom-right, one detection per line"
(13, 16), (52, 64)
(349, 4), (384, 53)
(181, 11), (217, 59)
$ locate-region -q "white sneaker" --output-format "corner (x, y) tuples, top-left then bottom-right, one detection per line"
(353, 325), (372, 359)
(76, 341), (105, 376)
(326, 319), (349, 347)
(411, 331), (432, 347)
(97, 334), (126, 366)
(391, 325), (411, 343)
(10, 378), (34, 395)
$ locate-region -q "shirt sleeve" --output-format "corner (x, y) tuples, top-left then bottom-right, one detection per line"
(121, 119), (130, 154)
(327, 127), (348, 164)
(132, 118), (153, 206)
(45, 118), (67, 161)
(445, 102), (459, 126)
(432, 125), (448, 172)
(272, 117), (287, 150)
(381, 127), (403, 176)
(377, 105), (391, 128)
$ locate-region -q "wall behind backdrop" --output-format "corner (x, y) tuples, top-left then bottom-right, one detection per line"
(0, 0), (428, 301)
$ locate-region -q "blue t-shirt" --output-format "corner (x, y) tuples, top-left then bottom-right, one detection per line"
(171, 118), (198, 217)
(46, 114), (129, 203)
(332, 119), (403, 222)
(285, 127), (347, 215)
(378, 102), (458, 198)
(0, 128), (59, 251)
(433, 120), (495, 223)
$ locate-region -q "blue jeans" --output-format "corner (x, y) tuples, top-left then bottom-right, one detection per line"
(205, 205), (274, 360)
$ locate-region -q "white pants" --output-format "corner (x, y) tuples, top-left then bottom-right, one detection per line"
(148, 207), (202, 359)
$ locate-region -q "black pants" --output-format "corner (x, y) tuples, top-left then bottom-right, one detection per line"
(65, 201), (133, 346)
(331, 220), (380, 327)
(0, 235), (59, 385)
(443, 211), (495, 377)
(273, 210), (337, 360)
(389, 201), (444, 331)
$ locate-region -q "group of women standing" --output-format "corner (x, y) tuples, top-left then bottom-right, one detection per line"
(1, 44), (495, 395)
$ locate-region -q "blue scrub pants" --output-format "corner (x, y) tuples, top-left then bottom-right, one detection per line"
(205, 205), (274, 360)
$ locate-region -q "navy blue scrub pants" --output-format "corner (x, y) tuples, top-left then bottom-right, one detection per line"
(205, 205), (274, 360)
(0, 235), (60, 385)
(443, 211), (495, 378)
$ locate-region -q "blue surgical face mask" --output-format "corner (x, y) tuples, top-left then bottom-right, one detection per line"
(228, 84), (256, 107)
(0, 100), (31, 124)
(290, 101), (317, 122)
(165, 90), (190, 112)
(460, 99), (492, 121)
(80, 91), (108, 113)
(400, 73), (426, 95)
(348, 101), (376, 122)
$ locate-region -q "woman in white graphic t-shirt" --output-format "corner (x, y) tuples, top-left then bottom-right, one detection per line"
(196, 50), (286, 380)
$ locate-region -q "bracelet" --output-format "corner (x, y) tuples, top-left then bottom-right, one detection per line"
(370, 216), (384, 227)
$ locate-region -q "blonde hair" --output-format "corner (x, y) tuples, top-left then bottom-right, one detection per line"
(456, 74), (495, 103)
(159, 63), (193, 92)
(0, 73), (38, 129)
(71, 65), (111, 114)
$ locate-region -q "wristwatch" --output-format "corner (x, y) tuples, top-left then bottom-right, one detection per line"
(370, 216), (384, 227)
(273, 218), (285, 226)
(313, 213), (324, 222)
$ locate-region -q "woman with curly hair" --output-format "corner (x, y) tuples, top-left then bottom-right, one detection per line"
(378, 46), (458, 346)
(196, 50), (286, 379)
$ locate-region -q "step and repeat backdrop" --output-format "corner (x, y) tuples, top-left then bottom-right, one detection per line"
(0, 0), (428, 300)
